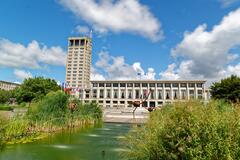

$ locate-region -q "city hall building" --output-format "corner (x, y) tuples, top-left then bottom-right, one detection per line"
(65, 37), (208, 108)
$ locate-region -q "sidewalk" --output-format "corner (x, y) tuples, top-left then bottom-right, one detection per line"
(103, 107), (149, 123)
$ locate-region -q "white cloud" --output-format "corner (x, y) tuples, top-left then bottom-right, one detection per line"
(91, 51), (156, 80)
(219, 0), (240, 7)
(59, 0), (163, 41)
(0, 38), (67, 69)
(90, 67), (105, 80)
(75, 25), (91, 36)
(170, 8), (240, 80)
(14, 69), (32, 81)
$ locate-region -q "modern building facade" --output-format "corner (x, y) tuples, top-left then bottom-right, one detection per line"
(65, 37), (92, 89)
(0, 81), (20, 91)
(65, 37), (209, 108)
(80, 80), (207, 108)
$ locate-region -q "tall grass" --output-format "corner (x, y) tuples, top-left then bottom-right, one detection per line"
(122, 100), (240, 160)
(0, 91), (103, 146)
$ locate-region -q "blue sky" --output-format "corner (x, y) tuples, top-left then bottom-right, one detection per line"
(0, 0), (240, 84)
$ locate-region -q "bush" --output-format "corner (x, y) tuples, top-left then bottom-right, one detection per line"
(122, 101), (240, 160)
(210, 75), (240, 103)
(28, 91), (69, 122)
(15, 77), (61, 103)
(0, 104), (13, 111)
(0, 117), (7, 150)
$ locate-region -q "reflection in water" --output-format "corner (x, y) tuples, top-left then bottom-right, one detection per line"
(0, 123), (130, 160)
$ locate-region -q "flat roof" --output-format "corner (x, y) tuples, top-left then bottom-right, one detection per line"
(0, 80), (21, 85)
(90, 80), (206, 83)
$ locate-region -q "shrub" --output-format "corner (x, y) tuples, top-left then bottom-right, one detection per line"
(0, 117), (7, 150)
(122, 101), (240, 160)
(28, 91), (69, 122)
(0, 104), (13, 111)
(210, 75), (240, 103)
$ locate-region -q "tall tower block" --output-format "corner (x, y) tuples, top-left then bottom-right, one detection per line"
(65, 37), (92, 89)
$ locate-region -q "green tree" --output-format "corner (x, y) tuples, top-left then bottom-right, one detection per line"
(0, 89), (15, 104)
(15, 77), (61, 103)
(210, 75), (240, 103)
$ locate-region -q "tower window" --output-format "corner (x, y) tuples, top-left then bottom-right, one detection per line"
(75, 40), (79, 46)
(69, 40), (74, 46)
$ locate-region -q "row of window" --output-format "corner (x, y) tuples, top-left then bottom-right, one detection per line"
(69, 39), (87, 46)
(91, 89), (203, 100)
(92, 83), (203, 88)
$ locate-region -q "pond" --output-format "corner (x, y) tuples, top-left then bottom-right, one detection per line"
(0, 123), (131, 160)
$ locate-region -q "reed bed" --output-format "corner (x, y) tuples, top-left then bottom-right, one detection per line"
(121, 100), (240, 160)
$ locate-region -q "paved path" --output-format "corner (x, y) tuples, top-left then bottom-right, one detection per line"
(103, 108), (149, 123)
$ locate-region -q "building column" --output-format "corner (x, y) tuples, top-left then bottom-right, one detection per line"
(194, 83), (197, 100)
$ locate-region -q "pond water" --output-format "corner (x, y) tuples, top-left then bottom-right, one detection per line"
(0, 123), (131, 160)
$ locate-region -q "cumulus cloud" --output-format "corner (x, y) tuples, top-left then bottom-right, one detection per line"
(75, 25), (91, 36)
(90, 66), (106, 80)
(0, 38), (66, 69)
(59, 0), (163, 41)
(219, 0), (240, 7)
(14, 69), (32, 81)
(169, 8), (240, 81)
(91, 51), (156, 80)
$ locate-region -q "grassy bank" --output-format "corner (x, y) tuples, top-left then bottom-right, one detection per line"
(122, 100), (240, 160)
(0, 91), (102, 147)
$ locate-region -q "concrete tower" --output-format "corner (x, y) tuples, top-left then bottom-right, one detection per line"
(65, 37), (92, 90)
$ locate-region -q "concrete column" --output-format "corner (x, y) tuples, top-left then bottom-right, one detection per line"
(178, 83), (181, 100)
(111, 85), (113, 108)
(163, 84), (165, 103)
(187, 83), (190, 100)
(125, 84), (128, 108)
(195, 83), (197, 100)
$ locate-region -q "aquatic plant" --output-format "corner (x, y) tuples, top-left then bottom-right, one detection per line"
(122, 100), (240, 160)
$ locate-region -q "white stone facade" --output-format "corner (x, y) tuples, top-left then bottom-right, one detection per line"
(79, 80), (208, 108)
(65, 37), (92, 89)
(0, 81), (20, 91)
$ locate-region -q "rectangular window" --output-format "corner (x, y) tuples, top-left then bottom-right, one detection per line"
(99, 83), (104, 87)
(189, 83), (195, 88)
(197, 83), (203, 88)
(134, 83), (140, 87)
(107, 90), (111, 98)
(113, 83), (119, 87)
(106, 83), (111, 87)
(120, 83), (126, 87)
(143, 89), (148, 99)
(92, 89), (97, 98)
(189, 90), (195, 99)
(75, 40), (79, 46)
(142, 83), (148, 87)
(181, 90), (186, 99)
(158, 90), (162, 99)
(172, 83), (178, 87)
(92, 83), (98, 87)
(99, 89), (104, 98)
(127, 83), (133, 87)
(165, 83), (171, 87)
(128, 90), (132, 99)
(121, 90), (125, 99)
(197, 90), (203, 99)
(135, 90), (140, 99)
(173, 90), (178, 99)
(149, 83), (155, 87)
(157, 83), (163, 87)
(165, 90), (171, 100)
(180, 83), (187, 87)
(114, 89), (118, 99)
(150, 90), (155, 99)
